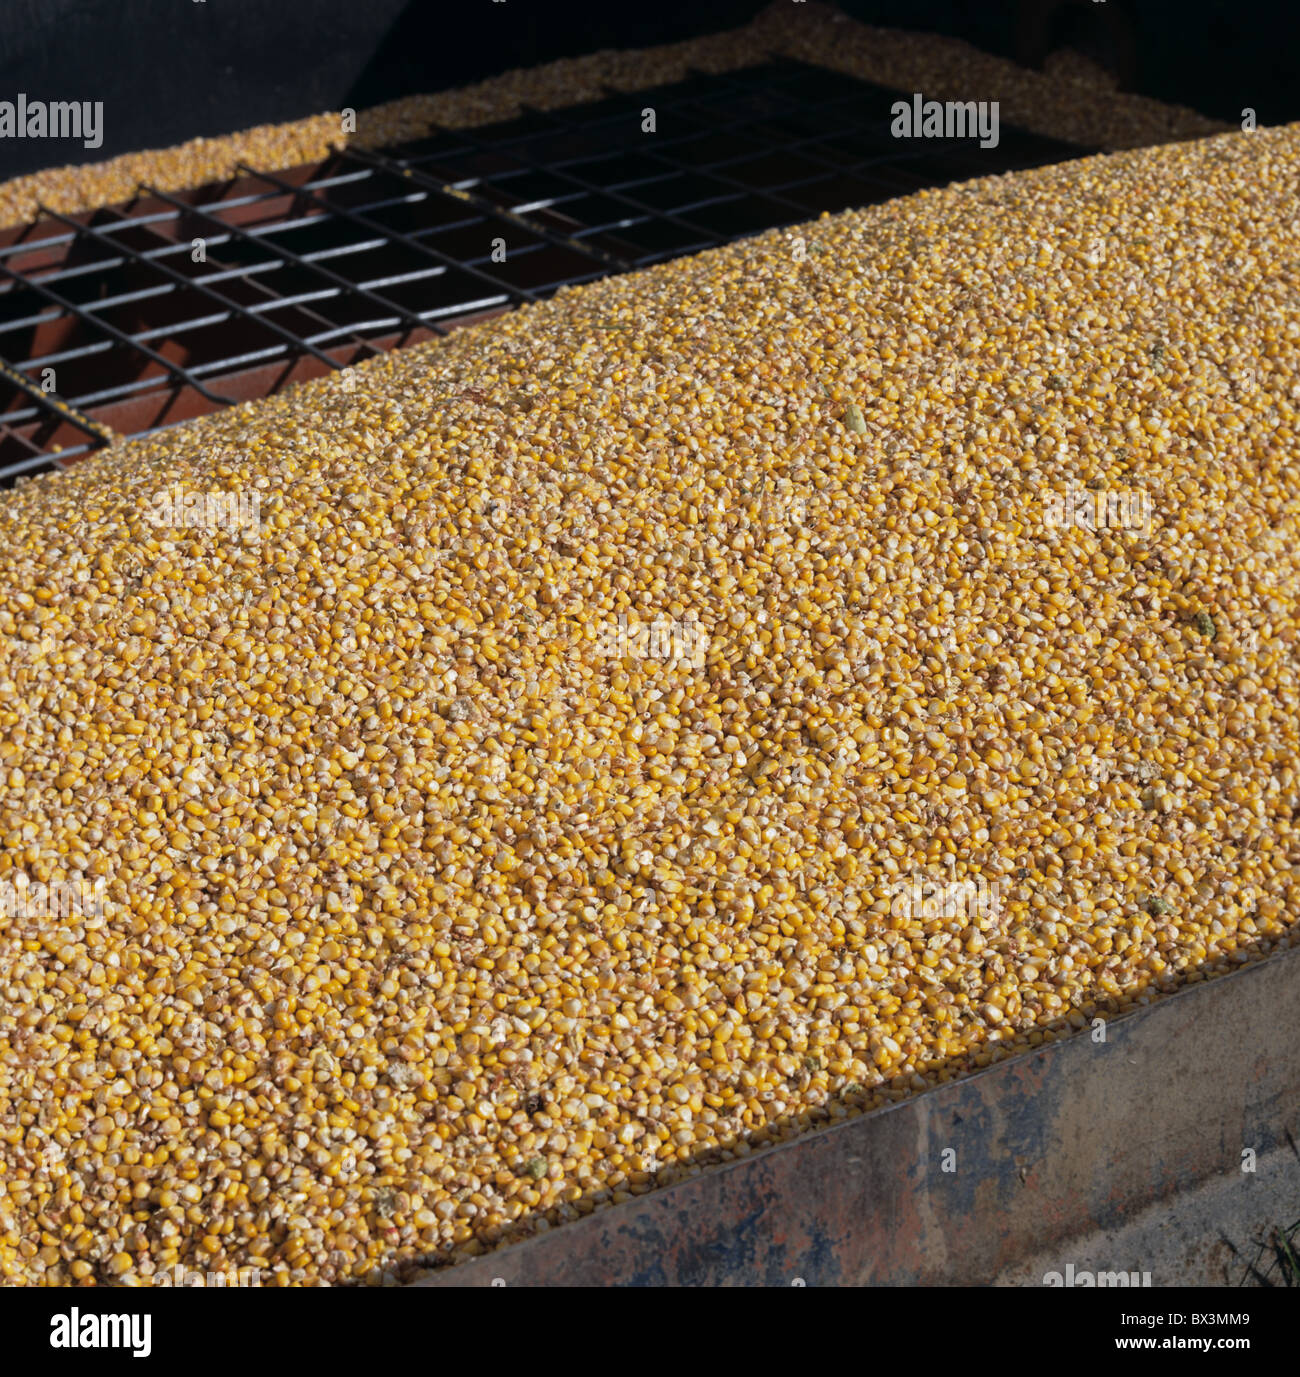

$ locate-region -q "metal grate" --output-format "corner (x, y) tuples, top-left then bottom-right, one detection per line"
(0, 60), (1092, 484)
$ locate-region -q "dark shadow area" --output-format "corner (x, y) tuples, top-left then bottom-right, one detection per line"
(1, 1), (1296, 185)
(0, 0), (763, 180)
(1231, 1131), (1300, 1287)
(342, 0), (761, 116)
(838, 0), (1300, 127)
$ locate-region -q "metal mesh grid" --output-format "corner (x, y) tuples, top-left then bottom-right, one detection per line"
(0, 60), (1091, 484)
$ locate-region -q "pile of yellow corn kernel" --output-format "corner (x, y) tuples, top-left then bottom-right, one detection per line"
(0, 0), (1226, 232)
(2, 121), (1299, 1286)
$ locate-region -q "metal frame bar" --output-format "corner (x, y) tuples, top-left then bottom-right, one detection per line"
(38, 203), (343, 372)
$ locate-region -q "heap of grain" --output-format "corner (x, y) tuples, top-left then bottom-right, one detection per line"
(0, 124), (1296, 1284)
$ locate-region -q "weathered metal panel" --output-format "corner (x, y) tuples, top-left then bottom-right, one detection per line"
(416, 944), (1300, 1285)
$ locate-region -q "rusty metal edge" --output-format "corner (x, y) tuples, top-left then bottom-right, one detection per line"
(413, 941), (1300, 1286)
